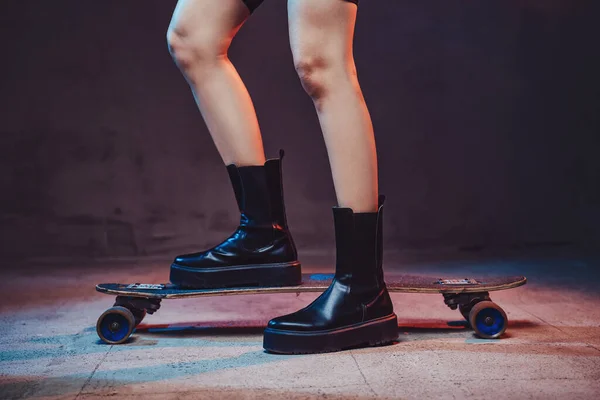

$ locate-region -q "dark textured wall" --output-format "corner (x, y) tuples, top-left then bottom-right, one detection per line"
(1, 0), (599, 260)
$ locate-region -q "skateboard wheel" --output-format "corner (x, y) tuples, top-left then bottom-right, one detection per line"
(96, 306), (136, 344)
(469, 301), (507, 339)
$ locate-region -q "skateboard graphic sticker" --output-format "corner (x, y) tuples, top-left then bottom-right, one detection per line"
(126, 283), (166, 290)
(435, 278), (480, 285)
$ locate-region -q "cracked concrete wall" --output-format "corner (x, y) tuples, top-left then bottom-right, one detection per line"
(1, 0), (599, 260)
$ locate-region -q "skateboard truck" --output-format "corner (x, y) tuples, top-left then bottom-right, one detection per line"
(442, 291), (508, 338)
(443, 291), (491, 312)
(114, 296), (161, 314)
(95, 296), (163, 345)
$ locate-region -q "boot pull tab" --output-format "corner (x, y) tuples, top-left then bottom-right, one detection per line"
(279, 149), (285, 160)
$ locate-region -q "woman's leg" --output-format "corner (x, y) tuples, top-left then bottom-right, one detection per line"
(167, 0), (301, 289)
(167, 0), (265, 166)
(288, 0), (378, 212)
(262, 0), (396, 354)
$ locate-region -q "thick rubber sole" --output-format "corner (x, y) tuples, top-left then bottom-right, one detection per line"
(263, 314), (399, 354)
(169, 260), (302, 289)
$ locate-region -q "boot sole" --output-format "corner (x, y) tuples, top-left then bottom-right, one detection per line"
(170, 261), (301, 289)
(263, 314), (398, 354)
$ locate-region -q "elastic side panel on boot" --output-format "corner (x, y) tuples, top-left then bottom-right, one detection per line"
(264, 157), (287, 229)
(226, 164), (245, 212)
(352, 211), (380, 291)
(332, 207), (355, 276)
(236, 166), (272, 226)
(376, 198), (385, 287)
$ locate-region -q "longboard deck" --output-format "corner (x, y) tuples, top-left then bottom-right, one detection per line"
(97, 273), (526, 299)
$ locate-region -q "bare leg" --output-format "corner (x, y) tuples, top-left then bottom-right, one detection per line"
(167, 1), (300, 291)
(288, 0), (377, 212)
(167, 0), (265, 166)
(265, 0), (396, 353)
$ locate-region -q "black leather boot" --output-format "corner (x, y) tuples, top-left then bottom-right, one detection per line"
(170, 150), (301, 288)
(263, 195), (398, 354)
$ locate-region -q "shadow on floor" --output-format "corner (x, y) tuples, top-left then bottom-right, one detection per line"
(130, 318), (540, 340)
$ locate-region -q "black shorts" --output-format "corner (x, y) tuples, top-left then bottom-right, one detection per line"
(244, 0), (358, 14)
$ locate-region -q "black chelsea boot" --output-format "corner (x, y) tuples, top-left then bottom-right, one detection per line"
(263, 195), (398, 354)
(170, 150), (301, 288)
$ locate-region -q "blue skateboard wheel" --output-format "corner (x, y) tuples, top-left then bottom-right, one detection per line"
(468, 301), (508, 339)
(97, 306), (136, 344)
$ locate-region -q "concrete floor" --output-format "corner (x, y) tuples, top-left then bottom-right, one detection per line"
(1, 247), (600, 399)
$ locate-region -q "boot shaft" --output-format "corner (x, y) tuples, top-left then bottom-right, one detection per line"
(226, 150), (290, 230)
(264, 151), (290, 230)
(332, 195), (386, 291)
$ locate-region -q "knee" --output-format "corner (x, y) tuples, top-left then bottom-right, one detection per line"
(166, 26), (225, 73)
(294, 57), (330, 100)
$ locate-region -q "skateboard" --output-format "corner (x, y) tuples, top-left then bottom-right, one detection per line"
(95, 273), (526, 344)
